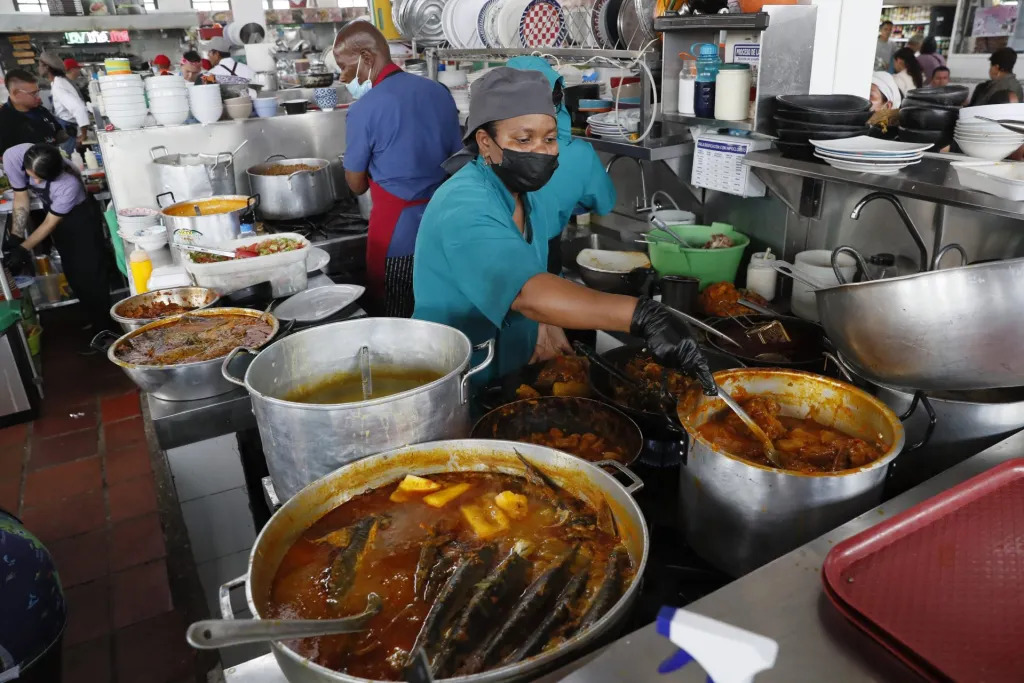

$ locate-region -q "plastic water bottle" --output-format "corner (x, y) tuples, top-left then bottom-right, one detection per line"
(692, 42), (721, 118)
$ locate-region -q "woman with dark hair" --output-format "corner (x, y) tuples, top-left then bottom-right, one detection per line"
(2, 143), (114, 340)
(918, 37), (947, 84)
(893, 47), (924, 95)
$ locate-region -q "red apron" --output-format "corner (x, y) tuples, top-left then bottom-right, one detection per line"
(366, 178), (429, 301)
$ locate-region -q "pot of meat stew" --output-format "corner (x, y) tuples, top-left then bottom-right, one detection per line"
(223, 439), (648, 683)
(677, 368), (904, 577)
(246, 156), (334, 220)
(109, 286), (220, 333)
(221, 318), (495, 501)
(104, 307), (279, 401)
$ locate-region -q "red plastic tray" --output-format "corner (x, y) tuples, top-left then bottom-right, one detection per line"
(822, 459), (1024, 683)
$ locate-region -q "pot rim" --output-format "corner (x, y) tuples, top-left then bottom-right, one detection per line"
(813, 255), (1024, 295)
(238, 318), (475, 411)
(109, 286), (220, 326)
(246, 157), (331, 176)
(160, 194), (253, 218)
(679, 368), (906, 478)
(248, 438), (649, 683)
(106, 307), (279, 370)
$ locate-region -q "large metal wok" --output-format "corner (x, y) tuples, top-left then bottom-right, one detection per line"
(774, 257), (1024, 391)
(109, 286), (220, 333)
(221, 439), (649, 683)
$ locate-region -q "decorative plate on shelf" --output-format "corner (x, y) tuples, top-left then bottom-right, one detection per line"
(477, 0), (500, 46)
(519, 0), (568, 48)
(591, 0), (611, 49)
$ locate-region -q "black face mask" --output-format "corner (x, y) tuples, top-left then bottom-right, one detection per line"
(489, 145), (559, 194)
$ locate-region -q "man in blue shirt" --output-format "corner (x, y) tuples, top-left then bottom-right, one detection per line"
(334, 22), (462, 316)
(413, 68), (714, 396)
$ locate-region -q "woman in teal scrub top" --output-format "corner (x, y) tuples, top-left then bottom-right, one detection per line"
(412, 68), (714, 395)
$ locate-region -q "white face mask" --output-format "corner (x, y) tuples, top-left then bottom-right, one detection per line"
(345, 55), (372, 100)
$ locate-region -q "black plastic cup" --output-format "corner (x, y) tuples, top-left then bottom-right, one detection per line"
(660, 275), (700, 314)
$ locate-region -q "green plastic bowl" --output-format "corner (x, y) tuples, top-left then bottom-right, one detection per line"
(647, 223), (749, 289)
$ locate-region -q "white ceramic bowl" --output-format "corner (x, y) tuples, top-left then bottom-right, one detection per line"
(225, 102), (253, 119)
(191, 103), (224, 124)
(104, 103), (148, 114)
(99, 74), (141, 85)
(224, 96), (252, 106)
(102, 96), (146, 107)
(955, 137), (1024, 160)
(149, 102), (190, 115)
(108, 111), (148, 130)
(153, 109), (190, 126)
(959, 103), (1024, 123)
(953, 132), (1024, 142)
(189, 84), (221, 96)
(148, 88), (188, 99)
(438, 70), (468, 88)
(145, 75), (185, 88)
(100, 84), (144, 96)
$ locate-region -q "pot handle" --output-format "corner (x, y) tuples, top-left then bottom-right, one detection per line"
(461, 339), (495, 405)
(155, 191), (176, 209)
(219, 574), (247, 620)
(222, 346), (256, 387)
(898, 390), (937, 454)
(150, 145), (168, 161)
(265, 154), (287, 162)
(595, 459), (645, 495)
(91, 329), (120, 352)
(247, 194), (260, 210)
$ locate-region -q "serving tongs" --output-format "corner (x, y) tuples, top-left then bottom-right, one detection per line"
(186, 593), (382, 649)
(173, 242), (237, 259)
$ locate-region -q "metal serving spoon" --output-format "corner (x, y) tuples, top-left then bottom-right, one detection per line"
(186, 593), (382, 649)
(714, 386), (784, 468)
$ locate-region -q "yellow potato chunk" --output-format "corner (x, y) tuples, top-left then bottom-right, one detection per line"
(552, 381), (589, 397)
(397, 474), (442, 493)
(389, 488), (413, 503)
(494, 490), (528, 520)
(423, 482), (471, 508)
(461, 504), (510, 540)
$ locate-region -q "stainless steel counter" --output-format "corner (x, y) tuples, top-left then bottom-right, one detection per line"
(222, 428), (1024, 682)
(745, 149), (1024, 221)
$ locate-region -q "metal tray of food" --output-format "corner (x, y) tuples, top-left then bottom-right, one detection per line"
(822, 458), (1024, 682)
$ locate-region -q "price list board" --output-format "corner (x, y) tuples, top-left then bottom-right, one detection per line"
(691, 133), (769, 198)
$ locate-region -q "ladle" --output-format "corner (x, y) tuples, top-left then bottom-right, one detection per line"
(186, 593), (382, 649)
(359, 345), (372, 400)
(714, 385), (784, 468)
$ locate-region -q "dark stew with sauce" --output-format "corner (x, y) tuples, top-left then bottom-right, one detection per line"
(697, 396), (886, 473)
(113, 314), (273, 365)
(265, 468), (633, 680)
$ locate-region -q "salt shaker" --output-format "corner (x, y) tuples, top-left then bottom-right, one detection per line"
(746, 249), (777, 301)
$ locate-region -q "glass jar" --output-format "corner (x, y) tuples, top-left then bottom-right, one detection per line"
(714, 63), (752, 122)
(746, 250), (777, 301)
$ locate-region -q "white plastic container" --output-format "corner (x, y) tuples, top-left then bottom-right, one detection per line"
(678, 58), (697, 117)
(182, 232), (310, 297)
(745, 250), (777, 302)
(790, 249), (856, 321)
(951, 160), (1024, 200)
(714, 64), (751, 122)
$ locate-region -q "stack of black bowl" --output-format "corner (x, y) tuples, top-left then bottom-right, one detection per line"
(772, 94), (873, 162)
(897, 85), (968, 151)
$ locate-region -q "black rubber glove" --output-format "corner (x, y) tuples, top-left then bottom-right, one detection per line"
(2, 244), (32, 273)
(630, 296), (717, 395)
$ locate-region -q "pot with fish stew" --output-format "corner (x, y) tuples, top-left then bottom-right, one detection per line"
(677, 369), (905, 577)
(246, 440), (648, 683)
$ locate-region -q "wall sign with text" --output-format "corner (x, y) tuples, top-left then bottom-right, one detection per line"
(64, 30), (130, 45)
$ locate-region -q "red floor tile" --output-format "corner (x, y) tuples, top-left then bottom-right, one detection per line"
(64, 577), (112, 646)
(101, 391), (141, 424)
(0, 444), (23, 482)
(63, 635), (113, 683)
(0, 478), (20, 514)
(22, 456), (102, 508)
(32, 400), (97, 440)
(0, 422), (29, 450)
(113, 609), (195, 683)
(105, 443), (152, 484)
(110, 560), (173, 629)
(20, 489), (106, 544)
(109, 512), (166, 572)
(104, 417), (147, 453)
(108, 472), (158, 523)
(28, 429), (100, 472)
(50, 528), (110, 588)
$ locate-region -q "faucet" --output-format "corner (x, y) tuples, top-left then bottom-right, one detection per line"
(605, 155), (652, 214)
(849, 192), (930, 272)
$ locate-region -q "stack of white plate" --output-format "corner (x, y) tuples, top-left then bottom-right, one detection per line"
(116, 208), (162, 247)
(954, 117), (1024, 161)
(588, 109), (640, 142)
(145, 74), (190, 127)
(808, 136), (931, 175)
(188, 83), (224, 125)
(99, 74), (147, 130)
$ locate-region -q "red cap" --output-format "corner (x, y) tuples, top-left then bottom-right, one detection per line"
(63, 58), (81, 70)
(201, 59), (212, 70)
(153, 54), (171, 67)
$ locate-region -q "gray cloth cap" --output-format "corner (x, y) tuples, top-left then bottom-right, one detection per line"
(39, 52), (64, 72)
(463, 67), (556, 144)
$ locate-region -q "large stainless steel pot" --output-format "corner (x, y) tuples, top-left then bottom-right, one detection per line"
(678, 368), (905, 577)
(777, 257), (1024, 391)
(109, 286), (220, 333)
(106, 307), (278, 401)
(149, 145), (236, 200)
(246, 155), (334, 220)
(221, 318), (495, 500)
(157, 193), (257, 251)
(220, 439), (648, 683)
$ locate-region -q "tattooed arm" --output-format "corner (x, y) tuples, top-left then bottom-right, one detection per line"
(11, 190), (31, 239)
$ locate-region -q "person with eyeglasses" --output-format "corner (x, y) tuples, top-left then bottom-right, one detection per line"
(0, 69), (68, 157)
